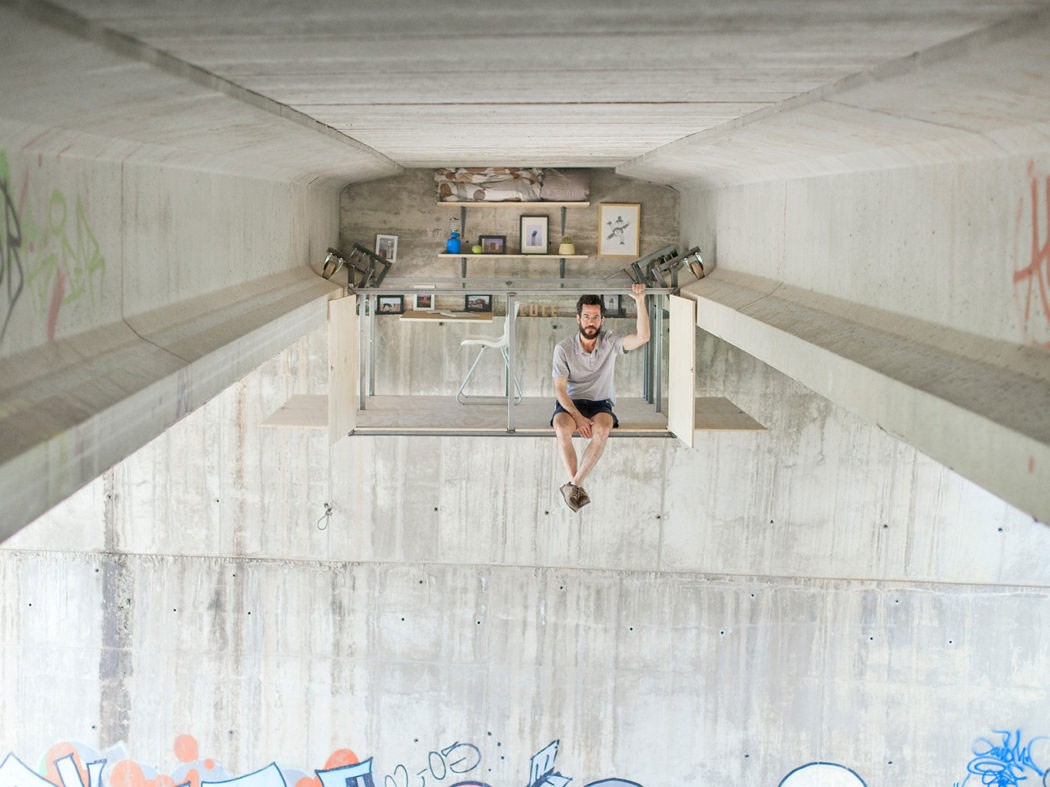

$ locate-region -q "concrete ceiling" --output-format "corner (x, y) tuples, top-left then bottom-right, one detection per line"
(31, 0), (1049, 169)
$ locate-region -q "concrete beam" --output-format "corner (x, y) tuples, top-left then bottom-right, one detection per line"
(679, 271), (1050, 524)
(0, 269), (339, 542)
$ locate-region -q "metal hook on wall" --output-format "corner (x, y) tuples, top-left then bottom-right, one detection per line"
(315, 502), (333, 531)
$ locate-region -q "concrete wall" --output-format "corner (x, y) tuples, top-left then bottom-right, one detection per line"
(679, 153), (1050, 348)
(339, 169), (681, 281)
(0, 6), (394, 538)
(3, 319), (1048, 786)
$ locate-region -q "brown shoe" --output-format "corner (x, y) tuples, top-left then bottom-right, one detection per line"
(560, 482), (582, 512)
(574, 486), (591, 509)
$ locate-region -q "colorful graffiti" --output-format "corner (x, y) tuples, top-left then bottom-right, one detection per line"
(1013, 160), (1050, 347)
(0, 734), (644, 787)
(779, 762), (867, 786)
(0, 150), (107, 345)
(954, 729), (1048, 787)
(383, 742), (481, 787)
(0, 150), (25, 344)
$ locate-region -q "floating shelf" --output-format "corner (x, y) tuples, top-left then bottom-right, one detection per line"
(437, 253), (588, 259)
(435, 201), (590, 208)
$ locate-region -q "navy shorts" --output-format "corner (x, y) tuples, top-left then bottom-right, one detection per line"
(550, 398), (620, 428)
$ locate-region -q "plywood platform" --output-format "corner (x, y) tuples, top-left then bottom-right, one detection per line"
(263, 395), (764, 437)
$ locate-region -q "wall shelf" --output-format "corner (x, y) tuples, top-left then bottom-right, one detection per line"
(437, 253), (588, 260)
(436, 201), (590, 208)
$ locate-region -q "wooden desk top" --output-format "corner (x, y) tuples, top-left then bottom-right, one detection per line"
(400, 310), (494, 322)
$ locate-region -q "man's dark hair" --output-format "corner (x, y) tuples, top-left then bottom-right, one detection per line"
(577, 294), (605, 317)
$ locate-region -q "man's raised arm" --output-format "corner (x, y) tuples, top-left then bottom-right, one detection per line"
(621, 283), (650, 352)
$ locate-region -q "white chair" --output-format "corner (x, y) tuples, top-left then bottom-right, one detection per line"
(456, 302), (523, 404)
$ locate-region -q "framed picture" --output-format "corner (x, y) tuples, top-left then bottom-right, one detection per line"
(479, 234), (506, 254)
(413, 293), (435, 311)
(464, 294), (492, 312)
(601, 294), (622, 317)
(377, 294), (404, 314)
(375, 234), (398, 262)
(519, 215), (548, 254)
(598, 203), (640, 257)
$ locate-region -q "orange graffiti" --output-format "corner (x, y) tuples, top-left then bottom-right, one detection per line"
(110, 760), (146, 787)
(174, 735), (199, 764)
(43, 743), (85, 787)
(1013, 160), (1050, 346)
(323, 750), (359, 769)
(184, 768), (200, 787)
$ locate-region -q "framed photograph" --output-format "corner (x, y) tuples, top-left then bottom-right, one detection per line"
(377, 294), (404, 314)
(375, 234), (398, 262)
(464, 294), (492, 312)
(478, 234), (506, 254)
(519, 215), (549, 254)
(598, 203), (640, 257)
(601, 294), (622, 317)
(413, 293), (435, 311)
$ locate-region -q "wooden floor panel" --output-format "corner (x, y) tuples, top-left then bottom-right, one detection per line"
(263, 395), (765, 436)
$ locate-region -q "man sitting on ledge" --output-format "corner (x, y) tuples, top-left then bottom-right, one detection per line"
(551, 283), (649, 512)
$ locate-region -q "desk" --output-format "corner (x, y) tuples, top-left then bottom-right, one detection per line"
(400, 310), (493, 323)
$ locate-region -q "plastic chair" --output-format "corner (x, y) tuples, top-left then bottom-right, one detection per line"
(456, 302), (523, 404)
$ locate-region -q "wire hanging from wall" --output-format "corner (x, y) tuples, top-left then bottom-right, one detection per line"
(316, 502), (333, 531)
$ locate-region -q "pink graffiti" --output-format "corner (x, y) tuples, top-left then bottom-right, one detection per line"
(1013, 161), (1050, 347)
(46, 269), (65, 340)
(0, 736), (364, 787)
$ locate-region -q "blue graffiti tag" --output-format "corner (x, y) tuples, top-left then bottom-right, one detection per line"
(955, 729), (1047, 786)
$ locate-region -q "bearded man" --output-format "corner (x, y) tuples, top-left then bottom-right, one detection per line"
(550, 283), (649, 512)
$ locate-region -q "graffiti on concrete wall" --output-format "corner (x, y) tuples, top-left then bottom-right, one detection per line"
(778, 762), (866, 786)
(953, 728), (1048, 787)
(382, 742), (482, 787)
(1014, 160), (1050, 348)
(0, 150), (107, 345)
(0, 733), (644, 787)
(0, 151), (25, 344)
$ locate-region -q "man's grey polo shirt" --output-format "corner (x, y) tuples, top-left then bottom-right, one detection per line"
(551, 330), (625, 403)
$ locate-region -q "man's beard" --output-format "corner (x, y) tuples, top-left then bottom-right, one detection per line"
(579, 325), (601, 339)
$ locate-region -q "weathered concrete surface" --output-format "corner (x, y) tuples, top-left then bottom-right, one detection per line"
(1, 2), (1049, 786)
(42, 0), (1048, 166)
(0, 8), (376, 538)
(3, 329), (1049, 785)
(620, 8), (1050, 187)
(673, 149), (1050, 526)
(679, 270), (1050, 524)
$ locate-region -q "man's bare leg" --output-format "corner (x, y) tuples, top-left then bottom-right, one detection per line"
(553, 412), (579, 480)
(571, 413), (614, 487)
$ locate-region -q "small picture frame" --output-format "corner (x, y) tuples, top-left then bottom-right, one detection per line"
(375, 234), (398, 262)
(413, 293), (435, 311)
(464, 294), (492, 312)
(519, 215), (549, 254)
(598, 203), (640, 257)
(478, 234), (506, 254)
(377, 294), (404, 314)
(601, 294), (622, 317)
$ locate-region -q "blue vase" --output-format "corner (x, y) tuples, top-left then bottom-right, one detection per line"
(446, 230), (461, 254)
